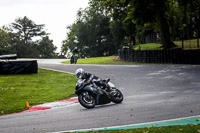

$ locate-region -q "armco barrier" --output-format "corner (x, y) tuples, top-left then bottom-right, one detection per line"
(119, 49), (200, 64)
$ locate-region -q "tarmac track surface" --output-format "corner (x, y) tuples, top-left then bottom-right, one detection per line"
(1, 59), (200, 133)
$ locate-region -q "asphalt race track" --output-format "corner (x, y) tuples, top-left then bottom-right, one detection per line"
(1, 59), (200, 133)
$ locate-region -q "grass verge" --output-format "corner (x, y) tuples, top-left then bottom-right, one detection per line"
(134, 39), (200, 50)
(174, 39), (200, 50)
(79, 124), (200, 133)
(0, 68), (76, 115)
(134, 43), (163, 50)
(62, 56), (140, 65)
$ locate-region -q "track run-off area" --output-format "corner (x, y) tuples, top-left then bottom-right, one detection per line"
(1, 59), (200, 133)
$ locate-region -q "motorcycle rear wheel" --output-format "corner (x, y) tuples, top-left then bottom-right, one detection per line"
(78, 92), (95, 109)
(110, 89), (123, 104)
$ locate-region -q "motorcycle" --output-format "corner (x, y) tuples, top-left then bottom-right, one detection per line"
(70, 54), (78, 64)
(75, 78), (123, 109)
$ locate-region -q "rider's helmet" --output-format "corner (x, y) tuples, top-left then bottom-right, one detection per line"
(73, 47), (78, 51)
(75, 68), (85, 79)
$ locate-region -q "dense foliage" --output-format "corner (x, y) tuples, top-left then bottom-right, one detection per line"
(1, 1), (200, 58)
(62, 0), (200, 57)
(0, 16), (58, 58)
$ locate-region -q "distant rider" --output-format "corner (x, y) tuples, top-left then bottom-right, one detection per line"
(72, 47), (79, 56)
(71, 47), (79, 64)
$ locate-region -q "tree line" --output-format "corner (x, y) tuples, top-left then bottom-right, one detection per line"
(1, 1), (200, 58)
(0, 16), (59, 58)
(62, 0), (200, 58)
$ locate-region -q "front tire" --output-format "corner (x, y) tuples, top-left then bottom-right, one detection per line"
(70, 57), (73, 64)
(78, 92), (95, 109)
(110, 89), (123, 104)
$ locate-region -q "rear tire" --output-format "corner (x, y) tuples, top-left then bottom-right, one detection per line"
(78, 92), (95, 109)
(110, 89), (123, 104)
(75, 58), (77, 64)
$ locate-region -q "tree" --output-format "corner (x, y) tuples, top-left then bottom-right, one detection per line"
(97, 0), (135, 49)
(62, 2), (115, 57)
(0, 16), (59, 58)
(11, 16), (48, 57)
(177, 0), (200, 46)
(0, 28), (13, 55)
(11, 16), (47, 44)
(128, 0), (176, 49)
(38, 36), (57, 58)
(99, 0), (176, 49)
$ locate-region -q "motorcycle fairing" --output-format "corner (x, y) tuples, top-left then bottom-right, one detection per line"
(75, 85), (94, 95)
(96, 93), (111, 105)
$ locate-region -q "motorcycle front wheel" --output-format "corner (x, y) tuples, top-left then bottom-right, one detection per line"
(110, 89), (123, 104)
(70, 57), (73, 64)
(78, 92), (95, 109)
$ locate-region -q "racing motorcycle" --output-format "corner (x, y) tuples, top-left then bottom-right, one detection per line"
(75, 78), (123, 109)
(70, 54), (78, 64)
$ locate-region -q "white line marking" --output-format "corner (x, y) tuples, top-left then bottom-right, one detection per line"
(39, 67), (75, 75)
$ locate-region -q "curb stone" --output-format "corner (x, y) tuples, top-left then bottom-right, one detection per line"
(32, 97), (78, 109)
(1, 97), (78, 116)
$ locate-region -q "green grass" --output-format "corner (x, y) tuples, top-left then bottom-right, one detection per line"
(78, 124), (200, 133)
(133, 39), (200, 50)
(62, 56), (140, 65)
(134, 43), (163, 50)
(0, 69), (77, 115)
(174, 39), (200, 49)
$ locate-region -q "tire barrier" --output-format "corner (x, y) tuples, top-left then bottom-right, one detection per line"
(0, 54), (17, 60)
(119, 49), (200, 64)
(0, 60), (38, 75)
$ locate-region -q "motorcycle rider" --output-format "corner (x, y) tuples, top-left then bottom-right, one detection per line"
(72, 47), (79, 56)
(75, 68), (111, 91)
(71, 47), (79, 64)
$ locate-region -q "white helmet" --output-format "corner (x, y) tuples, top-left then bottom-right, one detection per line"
(75, 68), (85, 79)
